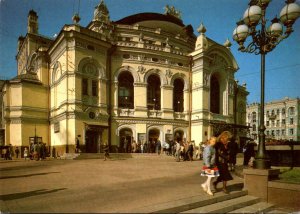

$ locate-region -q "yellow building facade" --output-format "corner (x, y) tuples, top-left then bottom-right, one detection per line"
(2, 1), (248, 156)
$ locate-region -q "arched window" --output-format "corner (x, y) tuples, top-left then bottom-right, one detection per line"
(147, 74), (161, 110)
(210, 74), (220, 114)
(173, 78), (184, 112)
(118, 71), (134, 109)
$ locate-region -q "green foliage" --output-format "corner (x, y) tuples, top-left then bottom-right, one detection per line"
(279, 168), (300, 183)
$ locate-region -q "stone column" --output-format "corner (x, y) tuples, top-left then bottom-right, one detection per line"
(134, 82), (147, 117)
(161, 84), (173, 119)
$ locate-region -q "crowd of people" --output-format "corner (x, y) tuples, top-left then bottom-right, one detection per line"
(0, 142), (49, 161)
(120, 138), (204, 162)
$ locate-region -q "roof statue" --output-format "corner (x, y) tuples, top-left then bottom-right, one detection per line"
(94, 0), (110, 23)
(164, 5), (181, 19)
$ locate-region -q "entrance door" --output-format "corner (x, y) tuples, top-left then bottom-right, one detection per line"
(148, 129), (160, 142)
(85, 130), (99, 153)
(174, 130), (184, 142)
(119, 128), (133, 153)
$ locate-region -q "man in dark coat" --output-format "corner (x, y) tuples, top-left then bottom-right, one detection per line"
(228, 139), (239, 171)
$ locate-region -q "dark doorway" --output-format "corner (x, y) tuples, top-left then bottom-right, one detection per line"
(148, 129), (160, 142)
(119, 128), (133, 153)
(174, 130), (184, 142)
(85, 130), (99, 153)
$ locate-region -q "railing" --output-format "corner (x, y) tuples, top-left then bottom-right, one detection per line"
(148, 110), (162, 118)
(118, 108), (135, 117)
(174, 112), (186, 120)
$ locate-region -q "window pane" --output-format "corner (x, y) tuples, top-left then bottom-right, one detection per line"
(82, 78), (88, 95)
(92, 80), (98, 96)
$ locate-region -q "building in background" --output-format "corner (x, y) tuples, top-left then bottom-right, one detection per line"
(0, 79), (5, 146)
(2, 1), (248, 155)
(247, 97), (300, 142)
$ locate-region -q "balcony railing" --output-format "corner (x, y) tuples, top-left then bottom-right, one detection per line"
(118, 108), (134, 117)
(148, 110), (162, 118)
(174, 112), (186, 120)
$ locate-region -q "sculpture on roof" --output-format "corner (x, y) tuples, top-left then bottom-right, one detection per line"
(94, 0), (110, 23)
(164, 5), (181, 19)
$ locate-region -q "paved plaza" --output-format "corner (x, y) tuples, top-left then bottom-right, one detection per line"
(0, 154), (244, 213)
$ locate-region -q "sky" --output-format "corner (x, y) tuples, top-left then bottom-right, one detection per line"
(0, 0), (299, 104)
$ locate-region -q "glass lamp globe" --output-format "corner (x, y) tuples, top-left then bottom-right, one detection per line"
(280, 2), (300, 26)
(269, 22), (283, 37)
(233, 24), (249, 42)
(243, 5), (262, 26)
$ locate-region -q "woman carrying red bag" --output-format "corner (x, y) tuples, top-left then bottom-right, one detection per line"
(201, 137), (219, 196)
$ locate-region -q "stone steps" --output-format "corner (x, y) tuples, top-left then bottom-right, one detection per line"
(132, 190), (248, 213)
(182, 195), (261, 213)
(131, 189), (289, 214)
(228, 201), (274, 213)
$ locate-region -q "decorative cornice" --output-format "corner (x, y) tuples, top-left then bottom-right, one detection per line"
(114, 117), (188, 126)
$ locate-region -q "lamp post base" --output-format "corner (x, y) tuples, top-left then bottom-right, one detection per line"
(253, 158), (271, 169)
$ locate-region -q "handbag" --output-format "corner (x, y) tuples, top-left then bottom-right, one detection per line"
(201, 166), (220, 176)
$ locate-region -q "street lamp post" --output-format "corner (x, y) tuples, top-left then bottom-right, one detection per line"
(233, 0), (300, 169)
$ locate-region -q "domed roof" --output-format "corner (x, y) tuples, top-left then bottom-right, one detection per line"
(115, 13), (194, 37)
(115, 12), (184, 27)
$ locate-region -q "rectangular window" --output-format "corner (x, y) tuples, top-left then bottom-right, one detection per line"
(282, 119), (285, 125)
(290, 118), (294, 125)
(289, 128), (294, 135)
(266, 121), (269, 126)
(82, 78), (88, 96)
(92, 80), (98, 97)
(282, 129), (285, 135)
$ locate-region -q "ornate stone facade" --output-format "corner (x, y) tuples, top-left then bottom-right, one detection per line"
(2, 1), (248, 155)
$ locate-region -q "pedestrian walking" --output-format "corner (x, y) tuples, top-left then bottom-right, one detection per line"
(24, 147), (29, 160)
(187, 142), (194, 161)
(15, 147), (20, 158)
(103, 143), (109, 161)
(201, 137), (219, 196)
(213, 131), (233, 194)
(175, 140), (181, 162)
(228, 139), (239, 171)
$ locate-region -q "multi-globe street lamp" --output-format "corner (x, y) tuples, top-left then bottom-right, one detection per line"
(233, 0), (300, 169)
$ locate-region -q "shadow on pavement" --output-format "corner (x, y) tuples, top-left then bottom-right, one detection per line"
(0, 172), (60, 179)
(0, 188), (67, 201)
